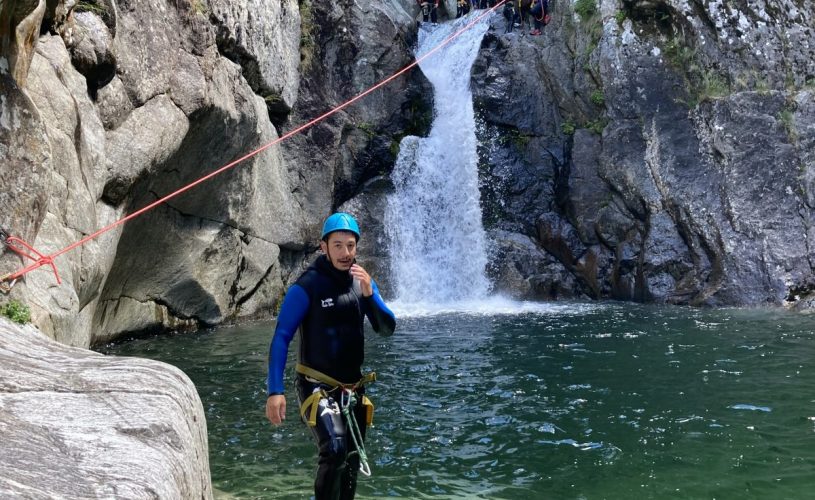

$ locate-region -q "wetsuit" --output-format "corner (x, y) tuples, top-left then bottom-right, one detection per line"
(268, 255), (396, 500)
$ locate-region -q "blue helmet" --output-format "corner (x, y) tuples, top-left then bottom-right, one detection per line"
(321, 212), (360, 241)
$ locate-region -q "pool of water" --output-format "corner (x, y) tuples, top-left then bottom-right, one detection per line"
(99, 302), (815, 499)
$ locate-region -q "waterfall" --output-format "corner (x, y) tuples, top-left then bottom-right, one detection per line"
(385, 15), (492, 306)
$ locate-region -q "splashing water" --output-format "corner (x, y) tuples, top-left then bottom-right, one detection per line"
(386, 16), (492, 308)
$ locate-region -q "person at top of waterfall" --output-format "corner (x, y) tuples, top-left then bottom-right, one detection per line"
(417, 0), (439, 24)
(457, 0), (471, 18)
(503, 0), (517, 33)
(266, 212), (396, 500)
(518, 0), (532, 32)
(529, 0), (550, 36)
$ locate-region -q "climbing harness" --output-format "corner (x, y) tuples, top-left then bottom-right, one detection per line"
(296, 363), (376, 476)
(0, 227), (61, 293)
(0, 0), (508, 293)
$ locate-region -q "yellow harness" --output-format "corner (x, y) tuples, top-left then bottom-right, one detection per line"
(296, 363), (376, 427)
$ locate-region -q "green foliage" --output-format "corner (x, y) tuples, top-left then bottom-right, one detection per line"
(561, 120), (576, 135)
(614, 10), (627, 26)
(590, 90), (605, 106)
(299, 0), (317, 71)
(779, 109), (798, 143)
(356, 122), (377, 138)
(191, 0), (208, 16)
(733, 73), (750, 91)
(586, 118), (608, 135)
(785, 70), (796, 91)
(662, 35), (733, 108)
(1, 300), (31, 324)
(264, 92), (283, 104)
(390, 139), (401, 160)
(499, 128), (531, 149)
(575, 0), (598, 23)
(755, 77), (770, 94)
(404, 97), (433, 137)
(75, 1), (107, 15)
(697, 71), (730, 102)
(663, 37), (696, 70)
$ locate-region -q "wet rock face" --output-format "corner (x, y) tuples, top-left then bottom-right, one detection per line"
(279, 0), (429, 291)
(209, 0), (301, 124)
(473, 0), (815, 306)
(0, 318), (212, 499)
(0, 1), (51, 282)
(0, 0), (421, 344)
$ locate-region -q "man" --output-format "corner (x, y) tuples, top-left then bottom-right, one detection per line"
(417, 0), (439, 24)
(530, 0), (550, 35)
(266, 212), (396, 500)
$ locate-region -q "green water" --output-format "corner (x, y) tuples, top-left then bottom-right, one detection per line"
(99, 303), (815, 499)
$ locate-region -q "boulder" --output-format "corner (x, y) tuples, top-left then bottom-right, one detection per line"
(0, 317), (212, 499)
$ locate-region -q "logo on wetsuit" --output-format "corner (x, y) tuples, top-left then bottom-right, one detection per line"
(321, 298), (334, 308)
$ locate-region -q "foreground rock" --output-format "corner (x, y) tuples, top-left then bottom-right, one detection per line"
(0, 318), (212, 499)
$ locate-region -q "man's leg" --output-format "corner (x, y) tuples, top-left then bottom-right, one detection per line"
(338, 398), (369, 500)
(296, 378), (349, 500)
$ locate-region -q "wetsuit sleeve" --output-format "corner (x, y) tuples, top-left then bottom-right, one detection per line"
(267, 284), (309, 396)
(363, 280), (396, 336)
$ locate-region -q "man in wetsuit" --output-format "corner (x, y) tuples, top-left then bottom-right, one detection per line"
(266, 212), (396, 500)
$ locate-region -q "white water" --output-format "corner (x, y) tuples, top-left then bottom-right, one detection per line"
(385, 15), (492, 310)
(385, 14), (577, 318)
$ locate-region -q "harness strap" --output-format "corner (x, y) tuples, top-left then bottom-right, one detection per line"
(296, 363), (377, 427)
(295, 363), (376, 389)
(295, 363), (379, 476)
(299, 389), (329, 427)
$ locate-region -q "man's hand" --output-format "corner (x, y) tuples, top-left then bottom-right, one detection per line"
(266, 394), (286, 425)
(350, 264), (373, 297)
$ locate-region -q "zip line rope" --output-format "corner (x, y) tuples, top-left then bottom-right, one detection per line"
(0, 1), (507, 291)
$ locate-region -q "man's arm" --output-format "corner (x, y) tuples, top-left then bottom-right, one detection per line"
(266, 284), (309, 425)
(363, 280), (396, 336)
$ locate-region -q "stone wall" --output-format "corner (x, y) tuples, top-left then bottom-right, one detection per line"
(472, 0), (815, 307)
(0, 0), (422, 346)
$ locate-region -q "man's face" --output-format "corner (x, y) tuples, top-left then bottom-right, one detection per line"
(320, 231), (357, 271)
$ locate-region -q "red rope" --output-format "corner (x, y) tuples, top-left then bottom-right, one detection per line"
(2, 2), (507, 287)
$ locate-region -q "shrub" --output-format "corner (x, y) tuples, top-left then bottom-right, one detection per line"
(1, 300), (31, 324)
(300, 0), (317, 71)
(575, 0), (598, 23)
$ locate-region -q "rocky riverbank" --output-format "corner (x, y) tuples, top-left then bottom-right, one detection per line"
(0, 317), (211, 498)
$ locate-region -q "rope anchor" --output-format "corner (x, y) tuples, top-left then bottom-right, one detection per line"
(0, 227), (61, 293)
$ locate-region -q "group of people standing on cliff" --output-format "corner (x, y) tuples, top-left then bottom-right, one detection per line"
(418, 0), (551, 36)
(501, 0), (551, 35)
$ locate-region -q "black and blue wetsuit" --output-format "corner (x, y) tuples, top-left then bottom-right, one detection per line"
(268, 255), (395, 499)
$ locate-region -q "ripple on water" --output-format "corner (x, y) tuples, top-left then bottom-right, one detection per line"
(728, 403), (772, 412)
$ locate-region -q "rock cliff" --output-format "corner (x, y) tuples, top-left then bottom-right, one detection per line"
(3, 0), (815, 346)
(473, 0), (815, 306)
(1, 0), (423, 347)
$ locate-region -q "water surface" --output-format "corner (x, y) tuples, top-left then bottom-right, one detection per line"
(100, 303), (815, 499)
